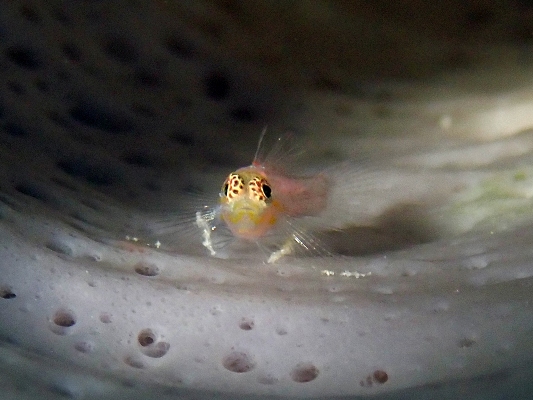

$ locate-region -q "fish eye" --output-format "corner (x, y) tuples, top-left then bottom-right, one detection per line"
(262, 183), (272, 199)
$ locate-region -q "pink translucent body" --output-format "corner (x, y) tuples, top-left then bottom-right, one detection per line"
(265, 171), (329, 217)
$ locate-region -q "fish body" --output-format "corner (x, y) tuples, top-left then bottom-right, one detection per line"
(219, 163), (329, 241)
(196, 129), (331, 262)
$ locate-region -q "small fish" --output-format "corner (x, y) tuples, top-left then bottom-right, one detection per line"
(197, 128), (331, 262)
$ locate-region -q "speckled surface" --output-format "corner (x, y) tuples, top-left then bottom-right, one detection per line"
(1, 1), (533, 399)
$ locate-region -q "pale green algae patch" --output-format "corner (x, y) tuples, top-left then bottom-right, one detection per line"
(443, 167), (533, 235)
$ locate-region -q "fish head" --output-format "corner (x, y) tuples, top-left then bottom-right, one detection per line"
(219, 167), (278, 239)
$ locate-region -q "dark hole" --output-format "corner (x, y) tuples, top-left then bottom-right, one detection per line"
(70, 102), (133, 134)
(138, 329), (155, 346)
(50, 178), (78, 193)
(135, 69), (162, 87)
(20, 5), (41, 23)
(373, 370), (388, 384)
(171, 131), (195, 147)
(52, 8), (70, 24)
(204, 72), (230, 101)
(219, 0), (243, 16)
(53, 310), (76, 327)
(47, 111), (71, 129)
(313, 73), (341, 92)
(465, 9), (494, 27)
(57, 159), (116, 186)
(62, 43), (82, 62)
(49, 384), (77, 398)
(198, 21), (223, 40)
(144, 181), (161, 192)
(290, 363), (319, 383)
(517, 0), (533, 7)
(4, 123), (28, 137)
(102, 37), (139, 64)
(165, 35), (194, 58)
(7, 82), (25, 95)
(45, 240), (73, 256)
(134, 263), (160, 277)
(130, 104), (157, 118)
(471, 369), (511, 384)
(74, 341), (94, 353)
(56, 69), (70, 82)
(230, 107), (255, 122)
(15, 183), (48, 201)
(122, 153), (155, 167)
(514, 25), (533, 42)
(0, 288), (16, 299)
(99, 313), (112, 324)
(222, 352), (255, 373)
(458, 338), (476, 348)
(5, 46), (42, 70)
(239, 318), (254, 330)
(34, 78), (50, 93)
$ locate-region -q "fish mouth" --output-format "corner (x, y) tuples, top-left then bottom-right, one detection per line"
(223, 203), (264, 225)
(237, 206), (255, 212)
(234, 207), (260, 219)
(232, 200), (262, 213)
